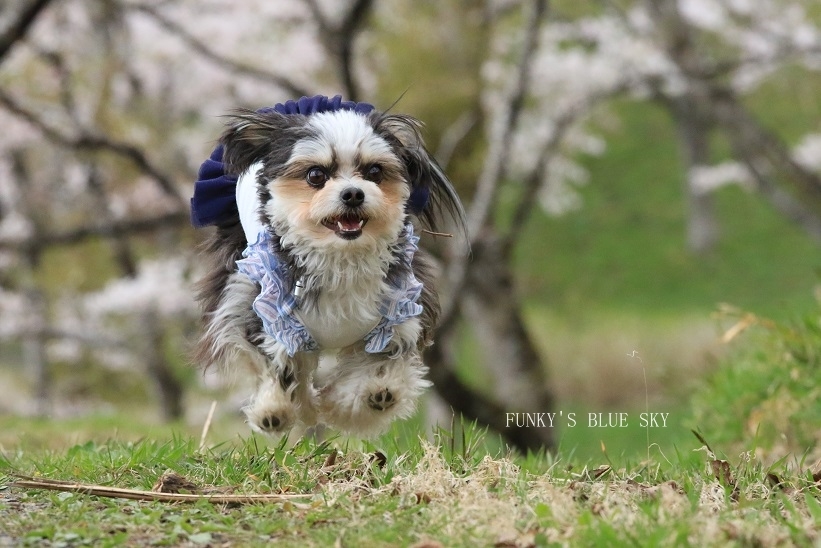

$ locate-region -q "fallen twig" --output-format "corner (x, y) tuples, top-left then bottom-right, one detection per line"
(9, 475), (314, 507)
(198, 400), (217, 452)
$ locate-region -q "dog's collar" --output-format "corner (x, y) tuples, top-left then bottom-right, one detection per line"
(236, 223), (423, 357)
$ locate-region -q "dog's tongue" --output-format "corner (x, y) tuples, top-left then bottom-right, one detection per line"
(338, 216), (362, 231)
(323, 214), (367, 238)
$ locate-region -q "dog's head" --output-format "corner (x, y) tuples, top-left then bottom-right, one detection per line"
(218, 105), (464, 255)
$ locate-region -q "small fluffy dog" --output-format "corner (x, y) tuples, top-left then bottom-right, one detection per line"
(191, 95), (464, 437)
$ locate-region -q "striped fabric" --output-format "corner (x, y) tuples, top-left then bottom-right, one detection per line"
(364, 226), (423, 355)
(236, 232), (319, 356)
(236, 224), (423, 357)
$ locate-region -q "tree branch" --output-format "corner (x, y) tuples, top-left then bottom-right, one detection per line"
(129, 3), (309, 98)
(301, 0), (374, 101)
(302, 0), (330, 35)
(499, 96), (608, 252)
(4, 326), (128, 350)
(440, 0), (548, 325)
(336, 0), (374, 101)
(0, 0), (54, 62)
(710, 88), (821, 210)
(86, 164), (139, 277)
(435, 110), (479, 171)
(0, 88), (185, 206)
(465, 0), (547, 241)
(10, 475), (313, 506)
(0, 211), (189, 252)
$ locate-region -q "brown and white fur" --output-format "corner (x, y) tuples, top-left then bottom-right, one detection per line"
(193, 107), (464, 438)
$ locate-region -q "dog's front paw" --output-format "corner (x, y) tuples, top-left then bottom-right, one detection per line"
(245, 403), (295, 435)
(367, 388), (396, 411)
(315, 351), (431, 436)
(258, 413), (286, 432)
(243, 377), (296, 436)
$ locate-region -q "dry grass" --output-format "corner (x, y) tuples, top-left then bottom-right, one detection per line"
(375, 442), (819, 546)
(525, 307), (723, 408)
(2, 425), (821, 546)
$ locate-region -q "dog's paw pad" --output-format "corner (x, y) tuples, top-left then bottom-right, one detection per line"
(260, 415), (280, 430)
(368, 389), (396, 411)
(252, 413), (289, 433)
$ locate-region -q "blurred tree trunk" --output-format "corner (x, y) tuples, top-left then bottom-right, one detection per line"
(649, 0), (718, 255)
(10, 149), (52, 416)
(463, 233), (554, 413)
(652, 0), (821, 247)
(426, 231), (555, 452)
(424, 227), (557, 452)
(24, 272), (50, 417)
(142, 309), (183, 421)
(89, 164), (185, 422)
(425, 0), (556, 452)
(671, 95), (717, 254)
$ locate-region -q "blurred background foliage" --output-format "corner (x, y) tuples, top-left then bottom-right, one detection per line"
(1, 0), (820, 461)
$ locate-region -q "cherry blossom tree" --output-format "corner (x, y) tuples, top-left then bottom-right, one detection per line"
(0, 0), (327, 417)
(393, 0), (821, 449)
(1, 0), (820, 451)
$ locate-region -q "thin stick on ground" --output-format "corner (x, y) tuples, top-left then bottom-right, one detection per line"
(9, 476), (314, 507)
(199, 400), (217, 452)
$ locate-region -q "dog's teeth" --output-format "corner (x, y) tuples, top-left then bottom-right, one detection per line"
(358, 219), (365, 228)
(337, 221), (344, 231)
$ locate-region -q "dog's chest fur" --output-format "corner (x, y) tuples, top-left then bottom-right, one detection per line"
(295, 281), (383, 349)
(289, 245), (394, 351)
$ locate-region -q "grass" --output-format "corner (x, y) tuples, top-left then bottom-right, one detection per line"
(3, 38), (821, 547)
(1, 420), (820, 546)
(689, 309), (821, 461)
(514, 99), (821, 320)
(5, 299), (821, 546)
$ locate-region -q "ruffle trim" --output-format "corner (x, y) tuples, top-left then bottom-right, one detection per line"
(236, 224), (423, 357)
(364, 224), (424, 354)
(236, 231), (319, 356)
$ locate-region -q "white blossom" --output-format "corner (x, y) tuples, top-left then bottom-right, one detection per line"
(678, 0), (727, 31)
(0, 289), (33, 338)
(688, 162), (754, 195)
(84, 257), (196, 319)
(792, 133), (821, 171)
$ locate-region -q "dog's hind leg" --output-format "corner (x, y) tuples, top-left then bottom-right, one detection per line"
(313, 346), (431, 437)
(243, 367), (296, 436)
(243, 343), (323, 437)
(197, 271), (306, 436)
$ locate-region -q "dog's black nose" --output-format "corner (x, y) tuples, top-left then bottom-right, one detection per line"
(340, 187), (365, 208)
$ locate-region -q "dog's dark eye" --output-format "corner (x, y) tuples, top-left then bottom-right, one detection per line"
(363, 164), (383, 183)
(306, 167), (329, 188)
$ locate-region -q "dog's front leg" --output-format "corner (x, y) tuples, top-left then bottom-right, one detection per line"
(244, 345), (320, 437)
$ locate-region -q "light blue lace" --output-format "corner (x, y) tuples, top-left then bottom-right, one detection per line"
(236, 224), (423, 357)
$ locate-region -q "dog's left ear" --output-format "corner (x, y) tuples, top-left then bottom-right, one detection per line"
(373, 114), (467, 236)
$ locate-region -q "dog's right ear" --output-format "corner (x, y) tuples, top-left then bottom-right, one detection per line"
(372, 113), (467, 239)
(219, 110), (306, 175)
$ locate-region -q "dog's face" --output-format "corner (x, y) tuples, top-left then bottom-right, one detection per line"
(221, 109), (442, 255)
(265, 110), (409, 251)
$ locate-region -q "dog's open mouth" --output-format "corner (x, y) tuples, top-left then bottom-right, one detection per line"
(322, 214), (368, 240)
